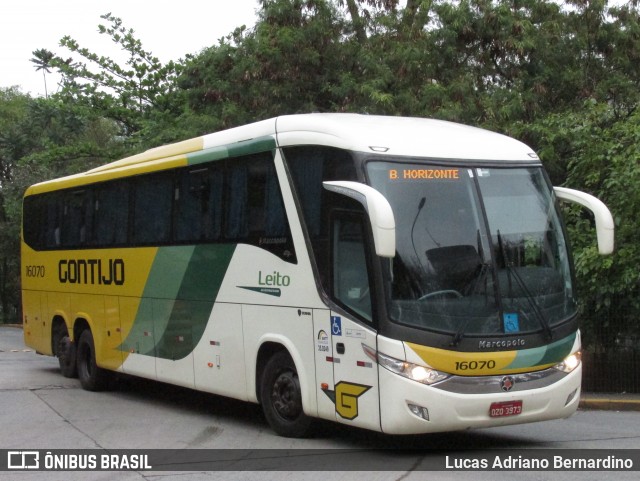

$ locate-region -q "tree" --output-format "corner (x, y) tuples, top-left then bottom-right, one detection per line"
(0, 89), (122, 323)
(46, 13), (182, 136)
(533, 102), (640, 352)
(30, 49), (55, 98)
(179, 0), (350, 127)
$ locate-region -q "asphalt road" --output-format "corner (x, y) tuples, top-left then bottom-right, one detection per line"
(1, 325), (639, 481)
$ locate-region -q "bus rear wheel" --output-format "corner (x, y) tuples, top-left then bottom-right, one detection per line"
(57, 335), (77, 378)
(260, 350), (312, 438)
(76, 329), (110, 392)
(53, 322), (77, 378)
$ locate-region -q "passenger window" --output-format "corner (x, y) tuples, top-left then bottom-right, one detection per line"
(23, 195), (51, 249)
(226, 164), (249, 239)
(175, 167), (223, 242)
(224, 153), (296, 263)
(60, 190), (92, 247)
(133, 173), (173, 245)
(23, 150), (295, 259)
(93, 181), (129, 246)
(43, 193), (64, 248)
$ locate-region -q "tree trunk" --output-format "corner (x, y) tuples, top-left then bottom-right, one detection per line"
(346, 0), (367, 42)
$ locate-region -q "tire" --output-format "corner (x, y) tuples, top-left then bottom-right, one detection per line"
(52, 322), (77, 378)
(260, 350), (312, 438)
(57, 335), (78, 378)
(76, 329), (110, 392)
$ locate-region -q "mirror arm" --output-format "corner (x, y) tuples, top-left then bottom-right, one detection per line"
(323, 181), (396, 258)
(554, 186), (614, 255)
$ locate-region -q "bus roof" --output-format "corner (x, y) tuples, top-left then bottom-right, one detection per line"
(273, 114), (538, 162)
(25, 114), (539, 195)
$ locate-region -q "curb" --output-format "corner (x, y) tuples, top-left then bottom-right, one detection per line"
(579, 396), (640, 412)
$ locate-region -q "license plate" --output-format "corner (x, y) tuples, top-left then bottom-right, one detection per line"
(489, 400), (523, 418)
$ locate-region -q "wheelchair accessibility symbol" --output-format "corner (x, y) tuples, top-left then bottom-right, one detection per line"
(331, 316), (342, 336)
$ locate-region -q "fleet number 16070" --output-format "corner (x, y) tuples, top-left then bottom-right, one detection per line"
(455, 360), (497, 371)
(25, 265), (45, 277)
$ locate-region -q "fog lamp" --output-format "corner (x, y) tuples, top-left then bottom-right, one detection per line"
(565, 388), (579, 406)
(408, 403), (430, 421)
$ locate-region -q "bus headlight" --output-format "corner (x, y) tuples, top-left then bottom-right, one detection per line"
(362, 344), (450, 385)
(554, 351), (581, 373)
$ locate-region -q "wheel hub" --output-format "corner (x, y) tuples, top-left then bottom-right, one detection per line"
(271, 371), (302, 420)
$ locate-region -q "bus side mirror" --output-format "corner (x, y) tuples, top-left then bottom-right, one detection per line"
(323, 181), (396, 258)
(554, 186), (615, 255)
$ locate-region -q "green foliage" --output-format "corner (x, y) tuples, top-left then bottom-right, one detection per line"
(528, 101), (640, 350)
(179, 0), (350, 126)
(49, 13), (183, 136)
(0, 90), (124, 322)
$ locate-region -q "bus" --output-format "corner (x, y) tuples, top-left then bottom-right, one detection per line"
(21, 114), (614, 437)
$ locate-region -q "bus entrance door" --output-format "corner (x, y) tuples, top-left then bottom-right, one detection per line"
(313, 309), (336, 421)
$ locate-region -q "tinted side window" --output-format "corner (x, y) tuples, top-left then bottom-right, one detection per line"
(175, 167), (223, 243)
(93, 180), (129, 246)
(23, 150), (295, 260)
(224, 153), (296, 263)
(226, 163), (248, 239)
(23, 192), (76, 249)
(283, 146), (357, 238)
(23, 195), (46, 249)
(133, 173), (173, 245)
(60, 190), (92, 248)
(283, 146), (358, 291)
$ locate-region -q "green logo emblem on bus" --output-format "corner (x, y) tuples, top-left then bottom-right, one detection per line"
(258, 270), (291, 286)
(237, 286), (281, 297)
(237, 270), (291, 297)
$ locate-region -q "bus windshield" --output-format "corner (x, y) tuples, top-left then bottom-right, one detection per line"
(366, 162), (576, 338)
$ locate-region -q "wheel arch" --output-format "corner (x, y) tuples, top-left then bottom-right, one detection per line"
(255, 342), (287, 405)
(73, 317), (91, 343)
(253, 336), (317, 417)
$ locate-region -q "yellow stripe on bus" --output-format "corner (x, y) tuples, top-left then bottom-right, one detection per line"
(405, 342), (555, 376)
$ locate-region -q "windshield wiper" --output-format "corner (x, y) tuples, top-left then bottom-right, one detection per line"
(450, 230), (496, 347)
(449, 261), (492, 347)
(410, 197), (426, 264)
(497, 231), (553, 341)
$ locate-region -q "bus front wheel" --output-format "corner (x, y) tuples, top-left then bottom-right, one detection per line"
(260, 350), (312, 438)
(76, 329), (110, 392)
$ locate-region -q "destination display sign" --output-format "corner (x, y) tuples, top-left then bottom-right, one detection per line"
(388, 168), (460, 180)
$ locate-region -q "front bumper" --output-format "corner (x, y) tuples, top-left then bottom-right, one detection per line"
(379, 363), (581, 434)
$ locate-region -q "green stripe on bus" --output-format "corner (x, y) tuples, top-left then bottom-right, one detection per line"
(187, 136), (276, 166)
(120, 244), (236, 360)
(505, 332), (576, 370)
(537, 332), (576, 365)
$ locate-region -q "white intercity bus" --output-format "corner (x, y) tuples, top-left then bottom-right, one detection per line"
(21, 114), (614, 436)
